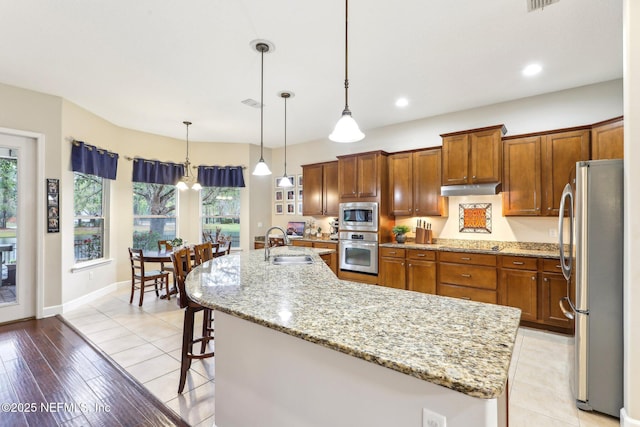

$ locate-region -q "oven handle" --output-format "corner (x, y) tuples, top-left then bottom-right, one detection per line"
(341, 241), (378, 247)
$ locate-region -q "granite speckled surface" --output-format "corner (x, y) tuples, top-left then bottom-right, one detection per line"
(379, 238), (561, 259)
(186, 246), (521, 399)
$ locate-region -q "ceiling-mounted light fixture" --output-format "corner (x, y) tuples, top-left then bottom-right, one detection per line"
(251, 39), (275, 176)
(278, 91), (295, 188)
(329, 0), (364, 143)
(176, 121), (202, 191)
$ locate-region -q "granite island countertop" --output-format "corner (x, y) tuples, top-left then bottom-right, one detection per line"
(379, 239), (562, 259)
(185, 246), (521, 399)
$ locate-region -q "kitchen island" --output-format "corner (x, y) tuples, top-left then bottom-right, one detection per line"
(186, 246), (521, 427)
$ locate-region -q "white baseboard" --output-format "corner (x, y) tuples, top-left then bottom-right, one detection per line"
(61, 281), (127, 314)
(622, 408), (640, 427)
(41, 305), (63, 318)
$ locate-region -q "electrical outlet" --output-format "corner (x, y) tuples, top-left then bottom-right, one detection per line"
(423, 408), (446, 427)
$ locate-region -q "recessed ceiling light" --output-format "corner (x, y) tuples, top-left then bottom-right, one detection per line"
(395, 97), (409, 108)
(522, 63), (542, 77)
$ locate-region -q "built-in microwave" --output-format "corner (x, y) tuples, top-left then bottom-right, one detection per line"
(338, 202), (378, 232)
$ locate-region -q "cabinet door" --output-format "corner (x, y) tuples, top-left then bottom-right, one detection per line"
(292, 240), (313, 247)
(591, 119), (623, 160)
(442, 134), (469, 185)
(389, 152), (413, 216)
(502, 136), (542, 216)
(379, 257), (406, 289)
(338, 156), (358, 199)
(302, 164), (324, 215)
(470, 128), (502, 183)
(541, 272), (575, 330)
(500, 269), (538, 322)
(407, 260), (436, 294)
(323, 161), (339, 216)
(414, 149), (446, 216)
(542, 130), (590, 216)
(357, 152), (379, 198)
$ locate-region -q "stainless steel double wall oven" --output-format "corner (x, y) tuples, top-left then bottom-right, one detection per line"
(338, 202), (379, 275)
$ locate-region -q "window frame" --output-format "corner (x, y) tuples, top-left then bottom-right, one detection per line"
(200, 187), (241, 248)
(73, 172), (109, 265)
(132, 182), (179, 250)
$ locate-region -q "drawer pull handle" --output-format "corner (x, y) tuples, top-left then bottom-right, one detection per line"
(512, 261), (524, 265)
(461, 297), (471, 300)
(460, 257), (471, 261)
(555, 264), (561, 269)
(461, 273), (471, 278)
(389, 251), (396, 254)
(417, 254), (426, 257)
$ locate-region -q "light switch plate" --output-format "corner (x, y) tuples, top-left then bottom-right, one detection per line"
(423, 408), (446, 427)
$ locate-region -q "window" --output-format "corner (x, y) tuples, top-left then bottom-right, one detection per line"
(74, 172), (106, 262)
(133, 183), (177, 250)
(201, 187), (240, 248)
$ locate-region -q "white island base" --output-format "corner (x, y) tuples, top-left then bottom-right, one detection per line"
(215, 311), (508, 427)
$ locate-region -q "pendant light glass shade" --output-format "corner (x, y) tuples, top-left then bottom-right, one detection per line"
(330, 0), (364, 143)
(176, 120), (201, 190)
(252, 40), (274, 176)
(278, 91), (294, 187)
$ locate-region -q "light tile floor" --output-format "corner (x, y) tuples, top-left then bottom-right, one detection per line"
(64, 286), (621, 427)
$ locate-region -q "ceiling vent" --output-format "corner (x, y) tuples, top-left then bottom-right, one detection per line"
(241, 98), (263, 108)
(527, 0), (559, 12)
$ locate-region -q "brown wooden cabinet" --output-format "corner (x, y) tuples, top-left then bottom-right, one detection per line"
(539, 259), (574, 330)
(441, 125), (505, 186)
(292, 240), (338, 275)
(338, 151), (388, 202)
(302, 161), (339, 216)
(503, 127), (590, 216)
(591, 117), (623, 160)
(378, 247), (406, 289)
(406, 249), (436, 294)
(388, 149), (447, 217)
(499, 256), (538, 322)
(437, 251), (498, 304)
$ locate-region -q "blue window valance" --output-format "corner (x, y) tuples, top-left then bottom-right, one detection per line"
(71, 140), (119, 180)
(197, 166), (245, 188)
(132, 158), (185, 185)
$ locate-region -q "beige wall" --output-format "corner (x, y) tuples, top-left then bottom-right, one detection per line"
(269, 79), (623, 243)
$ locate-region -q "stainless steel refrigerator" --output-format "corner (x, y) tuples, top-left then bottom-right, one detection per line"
(558, 159), (623, 417)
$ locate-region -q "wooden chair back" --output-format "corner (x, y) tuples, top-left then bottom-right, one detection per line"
(171, 247), (192, 309)
(193, 242), (219, 266)
(158, 240), (173, 251)
(202, 231), (214, 243)
(128, 247), (146, 277)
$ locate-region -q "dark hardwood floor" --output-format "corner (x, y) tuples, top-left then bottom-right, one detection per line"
(0, 316), (189, 427)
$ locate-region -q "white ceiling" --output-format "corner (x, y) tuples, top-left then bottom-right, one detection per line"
(0, 0), (622, 147)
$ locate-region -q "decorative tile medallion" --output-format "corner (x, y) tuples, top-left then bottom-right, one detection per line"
(459, 203), (492, 233)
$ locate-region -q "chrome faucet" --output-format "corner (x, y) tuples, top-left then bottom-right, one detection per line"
(264, 226), (289, 261)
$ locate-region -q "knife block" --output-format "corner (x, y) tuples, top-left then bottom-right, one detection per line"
(415, 228), (433, 244)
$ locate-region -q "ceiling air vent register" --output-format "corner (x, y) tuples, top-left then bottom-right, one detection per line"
(527, 0), (559, 12)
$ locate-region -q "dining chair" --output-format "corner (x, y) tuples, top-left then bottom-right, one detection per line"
(171, 247), (215, 393)
(128, 248), (170, 306)
(157, 240), (175, 286)
(202, 231), (214, 243)
(193, 241), (218, 266)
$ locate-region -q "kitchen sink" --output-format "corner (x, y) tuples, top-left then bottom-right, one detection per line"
(272, 255), (314, 265)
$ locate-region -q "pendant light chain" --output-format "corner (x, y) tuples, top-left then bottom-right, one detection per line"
(260, 47), (265, 161)
(183, 120), (191, 178)
(344, 0), (350, 112)
(283, 94), (287, 175)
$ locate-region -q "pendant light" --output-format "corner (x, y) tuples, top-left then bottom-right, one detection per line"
(329, 0), (365, 143)
(252, 40), (274, 176)
(176, 121), (202, 191)
(278, 91), (294, 188)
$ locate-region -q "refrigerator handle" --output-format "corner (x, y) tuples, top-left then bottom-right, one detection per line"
(559, 296), (575, 320)
(558, 183), (574, 281)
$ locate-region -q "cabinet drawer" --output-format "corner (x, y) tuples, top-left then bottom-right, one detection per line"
(292, 240), (314, 247)
(407, 249), (436, 261)
(501, 256), (537, 270)
(379, 247), (405, 258)
(542, 258), (563, 273)
(438, 283), (497, 304)
(313, 241), (337, 250)
(439, 263), (497, 289)
(439, 251), (497, 266)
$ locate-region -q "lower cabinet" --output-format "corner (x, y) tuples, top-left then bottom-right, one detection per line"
(437, 251), (498, 304)
(406, 250), (436, 294)
(378, 247), (406, 289)
(539, 259), (575, 330)
(499, 256), (538, 322)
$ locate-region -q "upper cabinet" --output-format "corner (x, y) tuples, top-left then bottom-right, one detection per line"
(302, 161), (339, 216)
(441, 125), (506, 185)
(503, 127), (590, 216)
(389, 148), (447, 216)
(338, 151), (388, 202)
(591, 116), (623, 160)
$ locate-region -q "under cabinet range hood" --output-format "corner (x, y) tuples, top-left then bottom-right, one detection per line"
(440, 182), (502, 197)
